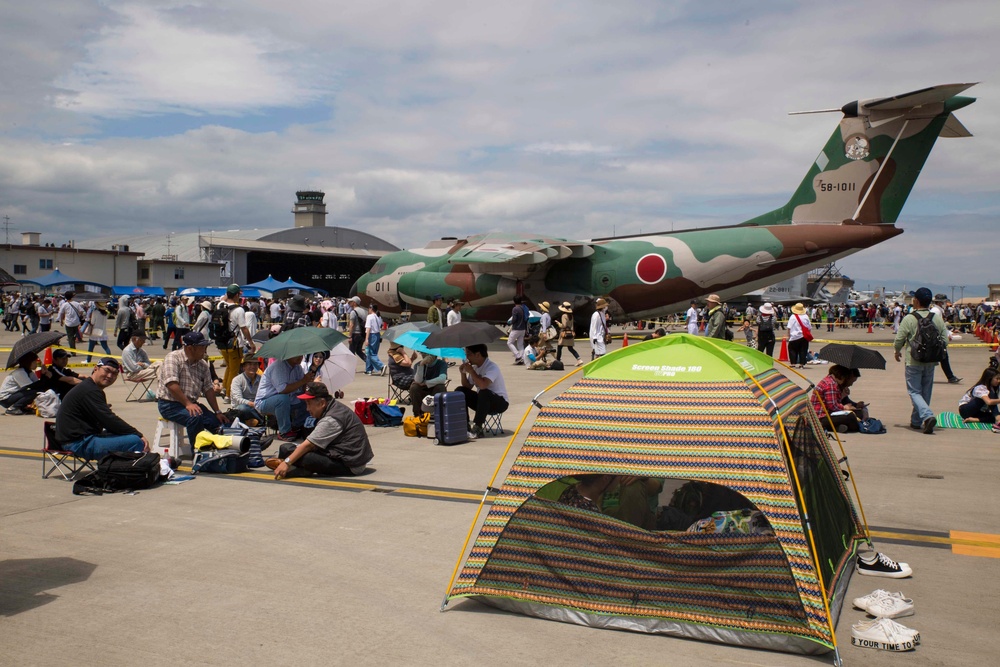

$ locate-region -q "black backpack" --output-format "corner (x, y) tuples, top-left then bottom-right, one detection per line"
(909, 312), (946, 363)
(73, 451), (161, 495)
(210, 302), (235, 348)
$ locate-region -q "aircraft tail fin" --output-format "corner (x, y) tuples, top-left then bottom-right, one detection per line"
(745, 83), (976, 227)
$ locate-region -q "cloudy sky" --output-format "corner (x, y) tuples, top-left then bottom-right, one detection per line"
(2, 1), (997, 287)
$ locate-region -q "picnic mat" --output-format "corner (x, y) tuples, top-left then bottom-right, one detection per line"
(937, 411), (995, 430)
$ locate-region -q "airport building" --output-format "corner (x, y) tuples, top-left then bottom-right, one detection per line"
(1, 192), (398, 295)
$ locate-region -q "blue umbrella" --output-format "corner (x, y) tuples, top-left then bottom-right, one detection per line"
(392, 330), (466, 360)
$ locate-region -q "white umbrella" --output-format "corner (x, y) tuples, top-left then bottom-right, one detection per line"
(306, 342), (356, 394)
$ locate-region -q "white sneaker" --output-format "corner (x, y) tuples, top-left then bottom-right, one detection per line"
(851, 617), (920, 651)
(852, 589), (914, 618)
(856, 552), (913, 578)
(466, 431), (478, 441)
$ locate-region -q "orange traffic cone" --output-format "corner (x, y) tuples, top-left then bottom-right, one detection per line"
(867, 320), (873, 334)
(622, 333), (629, 347)
(43, 346), (53, 366)
(778, 337), (789, 363)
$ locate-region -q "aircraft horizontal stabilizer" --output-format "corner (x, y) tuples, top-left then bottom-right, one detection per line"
(940, 114), (972, 138)
(862, 82), (977, 111)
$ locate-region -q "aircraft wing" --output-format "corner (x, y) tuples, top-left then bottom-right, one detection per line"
(447, 236), (596, 267)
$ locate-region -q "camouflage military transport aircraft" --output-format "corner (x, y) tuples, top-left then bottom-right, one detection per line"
(351, 83), (976, 327)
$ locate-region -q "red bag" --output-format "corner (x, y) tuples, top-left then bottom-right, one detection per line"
(353, 399), (375, 425)
(795, 315), (814, 342)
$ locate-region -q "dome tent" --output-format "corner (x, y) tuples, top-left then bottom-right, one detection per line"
(445, 334), (869, 658)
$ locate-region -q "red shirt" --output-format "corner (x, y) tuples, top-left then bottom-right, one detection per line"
(811, 374), (845, 415)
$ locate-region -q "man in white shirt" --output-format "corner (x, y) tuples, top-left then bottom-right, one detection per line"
(589, 298), (610, 359)
(446, 301), (463, 327)
(686, 300), (699, 336)
(459, 344), (509, 439)
(57, 291), (86, 350)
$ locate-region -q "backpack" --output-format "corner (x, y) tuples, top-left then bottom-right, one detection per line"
(210, 302), (235, 348)
(549, 359), (565, 371)
(192, 449), (250, 474)
(371, 403), (405, 427)
(909, 312), (945, 363)
(858, 418), (886, 434)
(73, 451), (162, 495)
(758, 315), (774, 333)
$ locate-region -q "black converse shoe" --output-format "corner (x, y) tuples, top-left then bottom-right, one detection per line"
(856, 552), (913, 579)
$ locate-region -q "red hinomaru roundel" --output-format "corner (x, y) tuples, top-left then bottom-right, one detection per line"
(635, 253), (667, 284)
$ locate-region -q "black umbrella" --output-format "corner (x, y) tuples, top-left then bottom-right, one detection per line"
(5, 332), (65, 369)
(422, 321), (505, 349)
(816, 343), (886, 370)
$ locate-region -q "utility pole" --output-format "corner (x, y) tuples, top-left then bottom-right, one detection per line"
(950, 285), (956, 302)
(1, 215), (12, 245)
(960, 285), (966, 303)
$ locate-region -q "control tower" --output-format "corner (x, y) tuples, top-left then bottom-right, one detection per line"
(293, 190), (328, 228)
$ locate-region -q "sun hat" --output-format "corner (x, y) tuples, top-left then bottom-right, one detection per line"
(595, 298), (608, 310)
(558, 302), (573, 313)
(759, 302), (774, 315)
(791, 303), (807, 315)
(200, 300), (213, 310)
(705, 294), (721, 305)
(538, 301), (550, 313)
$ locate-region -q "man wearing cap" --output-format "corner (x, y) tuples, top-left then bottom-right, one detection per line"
(55, 358), (148, 460)
(894, 287), (949, 434)
(156, 331), (230, 448)
(216, 284), (256, 401)
(427, 294), (444, 328)
(39, 349), (83, 399)
(685, 300), (699, 336)
(703, 294), (727, 339)
(447, 300), (463, 327)
(347, 296), (368, 361)
(267, 382), (373, 479)
(122, 331), (160, 383)
(589, 298), (610, 359)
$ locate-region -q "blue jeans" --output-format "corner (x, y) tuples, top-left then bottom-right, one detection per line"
(905, 364), (936, 427)
(256, 393), (306, 434)
(365, 333), (384, 373)
(157, 399), (222, 446)
(232, 404), (264, 425)
(68, 433), (144, 460)
(86, 339), (112, 363)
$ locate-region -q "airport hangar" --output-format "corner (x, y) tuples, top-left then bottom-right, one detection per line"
(77, 191), (399, 296)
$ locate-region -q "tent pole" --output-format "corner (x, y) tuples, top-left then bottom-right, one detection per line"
(440, 365), (588, 610)
(812, 391), (874, 546)
(706, 340), (842, 654)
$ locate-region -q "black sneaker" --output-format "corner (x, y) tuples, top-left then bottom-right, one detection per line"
(948, 376), (963, 384)
(856, 552), (913, 578)
(921, 416), (937, 434)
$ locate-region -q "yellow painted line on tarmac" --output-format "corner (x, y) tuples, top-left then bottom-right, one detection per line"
(950, 530), (1000, 558)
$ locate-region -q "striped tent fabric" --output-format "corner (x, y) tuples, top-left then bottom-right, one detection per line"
(448, 359), (866, 655)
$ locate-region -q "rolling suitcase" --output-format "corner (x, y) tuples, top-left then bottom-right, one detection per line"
(433, 391), (468, 446)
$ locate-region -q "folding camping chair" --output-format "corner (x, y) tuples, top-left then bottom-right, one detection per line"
(482, 411), (505, 437)
(42, 421), (95, 480)
(387, 375), (410, 405)
(124, 374), (156, 402)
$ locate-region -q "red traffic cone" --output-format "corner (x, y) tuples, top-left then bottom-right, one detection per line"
(778, 337), (789, 363)
(622, 333), (629, 347)
(867, 320), (873, 334)
(43, 346), (53, 366)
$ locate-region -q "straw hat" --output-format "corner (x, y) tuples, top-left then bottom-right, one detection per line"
(791, 303), (807, 315)
(538, 301), (550, 313)
(594, 298), (608, 310)
(705, 294), (721, 305)
(558, 301), (573, 314)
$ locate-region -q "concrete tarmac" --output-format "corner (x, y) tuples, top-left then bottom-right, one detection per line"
(1, 324), (998, 666)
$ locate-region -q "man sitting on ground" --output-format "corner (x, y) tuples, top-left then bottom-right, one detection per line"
(55, 358), (148, 460)
(229, 357), (264, 426)
(156, 331), (230, 448)
(458, 344), (509, 439)
(255, 354), (317, 439)
(122, 331), (160, 383)
(267, 382), (373, 479)
(39, 349), (83, 399)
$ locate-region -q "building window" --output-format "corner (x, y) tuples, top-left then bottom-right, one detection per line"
(39, 259), (53, 270)
(13, 264), (27, 275)
(174, 268), (185, 280)
(140, 268), (150, 280)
